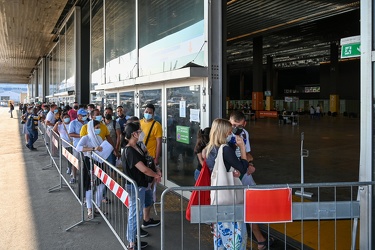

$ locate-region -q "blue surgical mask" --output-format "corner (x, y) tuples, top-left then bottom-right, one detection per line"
(95, 116), (103, 122)
(81, 116), (87, 121)
(95, 128), (101, 135)
(144, 113), (152, 120)
(112, 115), (115, 120)
(54, 109), (58, 114)
(63, 118), (70, 123)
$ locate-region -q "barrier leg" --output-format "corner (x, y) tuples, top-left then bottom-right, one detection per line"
(66, 154), (100, 231)
(48, 140), (67, 192)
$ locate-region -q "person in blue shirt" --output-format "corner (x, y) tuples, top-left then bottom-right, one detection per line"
(68, 108), (88, 184)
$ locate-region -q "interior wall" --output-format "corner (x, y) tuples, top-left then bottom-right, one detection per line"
(228, 59), (360, 102)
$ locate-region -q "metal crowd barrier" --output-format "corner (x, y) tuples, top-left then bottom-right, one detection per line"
(37, 124), (142, 249)
(37, 123), (373, 249)
(89, 151), (142, 250)
(160, 182), (374, 250)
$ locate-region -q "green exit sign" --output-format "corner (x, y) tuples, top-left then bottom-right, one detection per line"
(341, 43), (361, 58)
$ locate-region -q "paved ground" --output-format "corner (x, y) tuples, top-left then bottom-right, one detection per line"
(0, 107), (361, 250)
(0, 107), (122, 250)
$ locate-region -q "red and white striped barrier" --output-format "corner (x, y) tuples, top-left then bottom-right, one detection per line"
(52, 134), (59, 149)
(46, 127), (51, 137)
(62, 147), (79, 169)
(94, 164), (129, 208)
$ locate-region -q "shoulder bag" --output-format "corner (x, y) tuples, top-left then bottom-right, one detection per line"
(186, 160), (211, 221)
(210, 144), (244, 205)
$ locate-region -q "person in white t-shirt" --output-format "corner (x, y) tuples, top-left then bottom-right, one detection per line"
(45, 104), (57, 128)
(53, 113), (73, 174)
(315, 104), (321, 119)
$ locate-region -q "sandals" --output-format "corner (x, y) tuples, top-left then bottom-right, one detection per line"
(258, 237), (274, 250)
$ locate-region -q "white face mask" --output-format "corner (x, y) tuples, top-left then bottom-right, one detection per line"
(138, 131), (145, 142)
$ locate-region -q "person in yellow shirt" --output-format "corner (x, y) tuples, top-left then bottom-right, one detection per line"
(139, 103), (162, 228)
(80, 109), (118, 158)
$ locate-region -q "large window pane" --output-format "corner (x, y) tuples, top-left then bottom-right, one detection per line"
(166, 85), (200, 186)
(139, 0), (205, 76)
(119, 91), (135, 118)
(105, 93), (118, 109)
(66, 15), (75, 92)
(91, 0), (104, 90)
(58, 27), (66, 92)
(105, 0), (136, 83)
(38, 61), (43, 97)
(139, 89), (162, 124)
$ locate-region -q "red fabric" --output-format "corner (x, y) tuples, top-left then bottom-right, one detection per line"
(185, 161), (211, 221)
(244, 188), (292, 223)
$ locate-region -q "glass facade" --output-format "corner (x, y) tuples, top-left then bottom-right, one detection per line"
(66, 16), (75, 92)
(138, 0), (205, 76)
(50, 48), (58, 97)
(89, 0), (205, 90)
(91, 0), (104, 90)
(105, 0), (136, 82)
(59, 27), (66, 92)
(105, 92), (118, 109)
(119, 91), (135, 118)
(37, 61), (43, 98)
(166, 85), (201, 186)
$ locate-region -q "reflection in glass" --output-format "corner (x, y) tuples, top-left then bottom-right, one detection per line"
(119, 91), (135, 118)
(66, 15), (75, 91)
(139, 89), (162, 124)
(38, 61), (43, 98)
(91, 91), (105, 112)
(91, 0), (104, 90)
(105, 0), (136, 82)
(139, 0), (205, 76)
(58, 27), (66, 92)
(166, 85), (200, 186)
(105, 93), (118, 109)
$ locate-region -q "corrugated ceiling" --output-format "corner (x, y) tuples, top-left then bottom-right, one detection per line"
(0, 0), (361, 83)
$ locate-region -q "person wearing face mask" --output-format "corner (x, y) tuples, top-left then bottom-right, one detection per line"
(116, 106), (127, 148)
(80, 109), (118, 159)
(68, 101), (79, 121)
(87, 104), (95, 119)
(228, 111), (273, 249)
(104, 107), (122, 158)
(139, 103), (163, 229)
(122, 122), (162, 249)
(76, 120), (106, 219)
(68, 108), (89, 184)
(45, 103), (57, 128)
(53, 113), (73, 174)
(205, 118), (251, 250)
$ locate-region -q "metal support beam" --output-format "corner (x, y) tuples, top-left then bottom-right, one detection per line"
(208, 0), (226, 121)
(359, 0), (373, 249)
(190, 201), (360, 223)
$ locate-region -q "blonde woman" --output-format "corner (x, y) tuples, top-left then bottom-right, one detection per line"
(205, 118), (251, 250)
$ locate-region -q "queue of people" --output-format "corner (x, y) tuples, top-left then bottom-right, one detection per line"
(19, 101), (163, 249)
(20, 100), (272, 249)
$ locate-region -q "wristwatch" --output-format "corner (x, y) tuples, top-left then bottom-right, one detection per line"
(92, 147), (95, 151)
